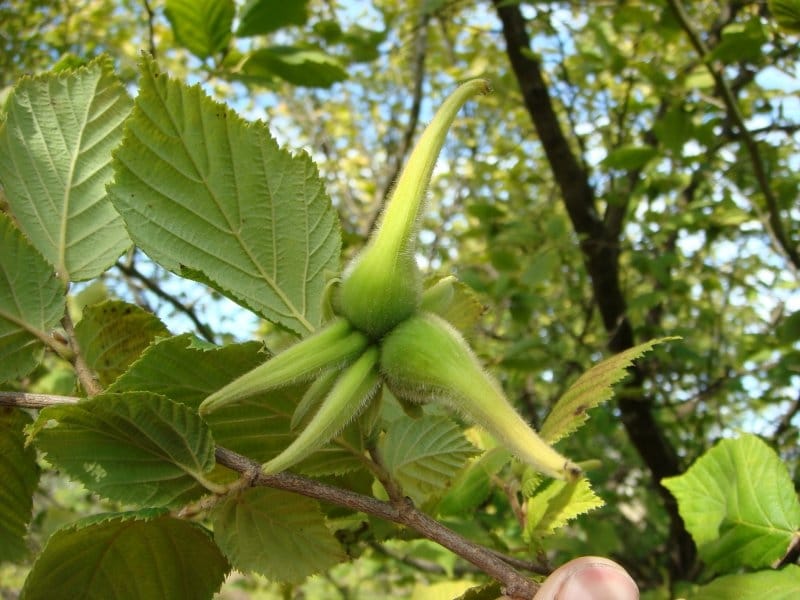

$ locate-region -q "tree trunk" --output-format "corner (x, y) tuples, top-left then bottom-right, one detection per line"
(491, 0), (696, 577)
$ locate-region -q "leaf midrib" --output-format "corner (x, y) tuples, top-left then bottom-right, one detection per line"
(148, 68), (314, 334)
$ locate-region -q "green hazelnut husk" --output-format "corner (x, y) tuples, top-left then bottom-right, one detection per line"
(380, 312), (582, 481)
(337, 80), (491, 339)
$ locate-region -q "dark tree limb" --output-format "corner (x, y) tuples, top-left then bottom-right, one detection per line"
(491, 0), (695, 577)
(772, 390), (800, 443)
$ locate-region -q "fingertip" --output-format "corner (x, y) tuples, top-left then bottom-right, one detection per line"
(533, 557), (639, 600)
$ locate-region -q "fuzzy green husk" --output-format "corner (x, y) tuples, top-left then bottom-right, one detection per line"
(263, 346), (380, 474)
(380, 313), (581, 481)
(199, 318), (368, 415)
(337, 80), (491, 338)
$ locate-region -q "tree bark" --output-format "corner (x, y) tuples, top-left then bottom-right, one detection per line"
(491, 0), (696, 577)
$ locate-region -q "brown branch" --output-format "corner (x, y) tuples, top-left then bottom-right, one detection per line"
(61, 310), (102, 396)
(774, 531), (800, 569)
(666, 0), (800, 274)
(142, 0), (157, 59)
(1, 391), (540, 599)
(215, 447), (539, 599)
(485, 548), (550, 576)
(367, 445), (406, 502)
(0, 391), (80, 408)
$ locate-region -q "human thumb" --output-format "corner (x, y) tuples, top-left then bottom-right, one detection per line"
(532, 556), (639, 600)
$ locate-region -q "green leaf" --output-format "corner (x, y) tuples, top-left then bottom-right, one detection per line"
(107, 334), (298, 462)
(708, 19), (767, 64)
(770, 0), (800, 32)
(30, 392), (218, 508)
(212, 487), (346, 583)
(690, 566), (800, 600)
(108, 57), (341, 335)
(662, 434), (800, 574)
(109, 333), (264, 406)
(524, 478), (604, 540)
(454, 581), (504, 600)
(380, 416), (478, 505)
(436, 447), (510, 516)
(422, 276), (485, 333)
(602, 144), (658, 170)
(0, 55), (132, 281)
(0, 214), (65, 383)
(165, 0), (234, 59)
(21, 510), (229, 600)
(106, 299), (364, 478)
(236, 0), (310, 37)
(207, 384), (352, 466)
(241, 46), (348, 88)
(0, 409), (40, 562)
(108, 333), (361, 470)
(74, 300), (170, 386)
(294, 430), (366, 476)
(653, 105), (693, 154)
(540, 337), (678, 443)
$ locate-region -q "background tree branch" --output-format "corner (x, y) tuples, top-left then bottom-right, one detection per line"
(666, 0), (800, 274)
(491, 0), (696, 576)
(115, 256), (217, 344)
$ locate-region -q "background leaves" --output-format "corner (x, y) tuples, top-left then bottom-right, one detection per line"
(1, 1), (799, 596)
